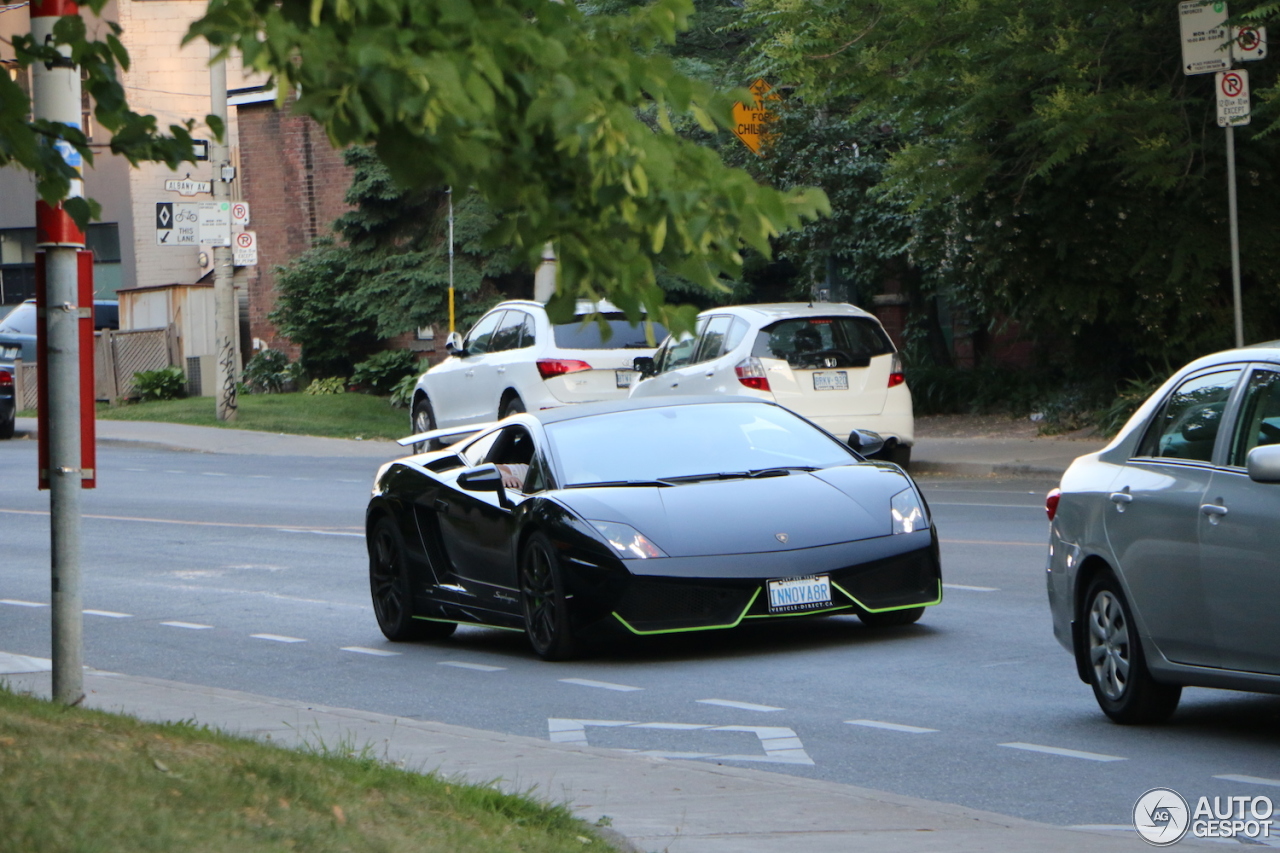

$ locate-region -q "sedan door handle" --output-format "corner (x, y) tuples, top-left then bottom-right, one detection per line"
(464, 370), (475, 378)
(1200, 503), (1228, 522)
(1109, 491), (1133, 505)
(497, 366), (506, 374)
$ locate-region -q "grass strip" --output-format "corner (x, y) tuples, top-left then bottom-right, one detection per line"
(0, 685), (618, 853)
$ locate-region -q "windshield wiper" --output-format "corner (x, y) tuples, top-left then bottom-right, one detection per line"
(748, 466), (819, 478)
(567, 479), (672, 489)
(657, 472), (751, 484)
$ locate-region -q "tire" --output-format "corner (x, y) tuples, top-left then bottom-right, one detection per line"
(410, 397), (440, 452)
(0, 410), (13, 440)
(857, 606), (924, 627)
(1082, 576), (1181, 724)
(889, 443), (911, 470)
(519, 532), (578, 660)
(368, 516), (456, 642)
(501, 395), (526, 418)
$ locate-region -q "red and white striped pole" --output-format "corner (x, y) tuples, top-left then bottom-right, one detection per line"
(32, 0), (86, 705)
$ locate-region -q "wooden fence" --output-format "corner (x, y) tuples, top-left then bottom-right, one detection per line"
(11, 325), (178, 409)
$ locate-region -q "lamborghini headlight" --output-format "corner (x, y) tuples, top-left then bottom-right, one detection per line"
(589, 520), (668, 559)
(890, 488), (926, 534)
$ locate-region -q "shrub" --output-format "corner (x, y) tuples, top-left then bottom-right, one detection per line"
(133, 366), (186, 402)
(390, 373), (417, 409)
(304, 377), (348, 395)
(242, 349), (300, 394)
(351, 350), (421, 396)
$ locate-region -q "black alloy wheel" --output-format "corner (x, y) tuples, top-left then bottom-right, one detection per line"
(501, 395), (526, 418)
(369, 517), (456, 641)
(857, 606), (924, 627)
(1083, 575), (1180, 724)
(519, 532), (578, 660)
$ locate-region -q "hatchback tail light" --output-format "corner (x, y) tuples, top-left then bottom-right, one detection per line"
(1045, 488), (1061, 522)
(888, 353), (905, 388)
(537, 359), (592, 380)
(735, 357), (770, 391)
(0, 371), (12, 388)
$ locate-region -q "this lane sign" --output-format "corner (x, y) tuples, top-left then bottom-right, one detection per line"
(1216, 69), (1251, 127)
(156, 202), (199, 246)
(1180, 0), (1230, 76)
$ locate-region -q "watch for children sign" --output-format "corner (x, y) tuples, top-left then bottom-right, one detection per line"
(732, 78), (779, 156)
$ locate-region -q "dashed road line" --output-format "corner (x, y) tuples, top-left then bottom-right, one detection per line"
(548, 719), (814, 765)
(697, 699), (783, 712)
(161, 621), (212, 630)
(1215, 774), (1280, 788)
(559, 677), (643, 692)
(0, 507), (362, 535)
(943, 583), (999, 592)
(200, 472), (228, 477)
(439, 661), (506, 672)
(1000, 742), (1125, 762)
(845, 719), (939, 733)
(940, 539), (1043, 548)
(0, 599), (48, 608)
(341, 646), (401, 657)
(279, 529), (364, 538)
(251, 633), (306, 643)
(83, 609), (132, 618)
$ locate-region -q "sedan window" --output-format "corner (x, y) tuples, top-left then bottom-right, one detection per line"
(1228, 369), (1280, 467)
(1135, 369), (1241, 463)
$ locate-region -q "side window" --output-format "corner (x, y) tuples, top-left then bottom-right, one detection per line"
(518, 312), (536, 348)
(693, 315), (733, 364)
(1228, 369), (1280, 467)
(490, 311), (526, 352)
(660, 318), (708, 373)
(485, 426), (537, 493)
(465, 311), (505, 355)
(1135, 369), (1242, 463)
(460, 429), (502, 466)
(723, 316), (750, 354)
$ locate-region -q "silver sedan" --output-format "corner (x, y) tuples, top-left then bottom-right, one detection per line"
(1046, 343), (1280, 723)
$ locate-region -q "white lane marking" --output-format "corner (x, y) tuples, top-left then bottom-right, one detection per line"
(1215, 774), (1280, 788)
(439, 661), (506, 672)
(164, 470), (186, 474)
(200, 472), (228, 477)
(845, 719), (939, 733)
(1000, 742), (1125, 762)
(0, 599), (48, 608)
(548, 719), (814, 765)
(161, 621), (212, 630)
(336, 479), (361, 484)
(943, 583), (1000, 592)
(341, 646), (401, 657)
(697, 699), (784, 713)
(251, 633), (306, 643)
(249, 475), (270, 479)
(1068, 825), (1136, 832)
(559, 678), (643, 692)
(83, 609), (132, 618)
(0, 652), (52, 673)
(124, 468), (147, 472)
(279, 529), (365, 538)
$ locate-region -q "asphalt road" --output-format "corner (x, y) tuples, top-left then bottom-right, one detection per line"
(3, 440), (1279, 831)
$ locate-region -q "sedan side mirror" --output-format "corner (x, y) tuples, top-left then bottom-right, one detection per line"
(444, 331), (466, 357)
(457, 464), (512, 507)
(847, 429), (885, 458)
(633, 355), (656, 378)
(1247, 444), (1280, 483)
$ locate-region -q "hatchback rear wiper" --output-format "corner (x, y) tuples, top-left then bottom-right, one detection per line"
(567, 479), (672, 489)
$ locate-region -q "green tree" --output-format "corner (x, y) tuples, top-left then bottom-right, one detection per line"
(188, 0), (828, 335)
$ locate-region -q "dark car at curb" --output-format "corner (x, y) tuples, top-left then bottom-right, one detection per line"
(1047, 342), (1280, 723)
(366, 396), (941, 660)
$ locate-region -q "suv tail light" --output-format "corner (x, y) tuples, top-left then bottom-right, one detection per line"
(537, 358), (592, 380)
(0, 371), (12, 388)
(735, 357), (770, 391)
(1045, 488), (1061, 521)
(888, 353), (905, 388)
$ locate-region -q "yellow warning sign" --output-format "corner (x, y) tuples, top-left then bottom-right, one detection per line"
(731, 78), (778, 156)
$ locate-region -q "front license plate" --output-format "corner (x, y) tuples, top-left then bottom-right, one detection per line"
(767, 575), (832, 614)
(812, 371), (848, 391)
(616, 369), (636, 388)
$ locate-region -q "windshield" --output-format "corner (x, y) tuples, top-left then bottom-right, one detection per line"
(545, 403), (857, 487)
(0, 303), (37, 336)
(553, 313), (666, 350)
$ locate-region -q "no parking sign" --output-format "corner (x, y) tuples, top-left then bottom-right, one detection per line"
(233, 230), (258, 267)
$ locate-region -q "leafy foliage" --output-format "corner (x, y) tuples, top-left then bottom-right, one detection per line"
(389, 373), (419, 409)
(351, 349), (422, 396)
(242, 349), (300, 393)
(303, 377), (347, 395)
(132, 367), (186, 402)
(188, 0), (828, 335)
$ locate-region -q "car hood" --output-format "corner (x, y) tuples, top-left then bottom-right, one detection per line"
(554, 464), (912, 557)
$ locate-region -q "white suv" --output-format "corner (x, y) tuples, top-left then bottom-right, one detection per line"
(629, 303), (914, 466)
(410, 300), (664, 434)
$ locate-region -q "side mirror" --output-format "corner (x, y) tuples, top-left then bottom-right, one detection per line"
(444, 331), (466, 357)
(457, 464), (512, 507)
(1247, 444), (1280, 483)
(633, 355), (655, 378)
(847, 429), (885, 458)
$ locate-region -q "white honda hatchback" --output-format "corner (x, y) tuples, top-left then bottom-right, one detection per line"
(410, 300), (663, 435)
(629, 303), (914, 466)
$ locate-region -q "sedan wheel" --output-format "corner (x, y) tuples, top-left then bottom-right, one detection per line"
(1083, 576), (1180, 724)
(520, 532), (578, 661)
(369, 517), (455, 642)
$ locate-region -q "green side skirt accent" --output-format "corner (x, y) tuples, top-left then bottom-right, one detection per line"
(829, 578), (943, 613)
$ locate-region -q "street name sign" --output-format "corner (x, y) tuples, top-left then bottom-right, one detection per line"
(155, 201), (199, 246)
(732, 78), (778, 156)
(1180, 0), (1230, 75)
(232, 230), (258, 267)
(1216, 69), (1251, 126)
(198, 201), (232, 247)
(164, 177), (212, 196)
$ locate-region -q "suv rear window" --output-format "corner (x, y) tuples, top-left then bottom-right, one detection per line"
(553, 314), (667, 350)
(0, 302), (37, 336)
(752, 316), (893, 369)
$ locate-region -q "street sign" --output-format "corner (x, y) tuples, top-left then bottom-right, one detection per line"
(732, 78), (778, 156)
(164, 177), (212, 196)
(1216, 69), (1251, 126)
(198, 201), (232, 246)
(232, 230), (258, 267)
(231, 201), (250, 227)
(155, 202), (199, 246)
(1180, 0), (1231, 75)
(1232, 25), (1267, 61)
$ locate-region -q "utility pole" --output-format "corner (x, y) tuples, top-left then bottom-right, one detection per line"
(209, 46), (237, 420)
(31, 0), (85, 705)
